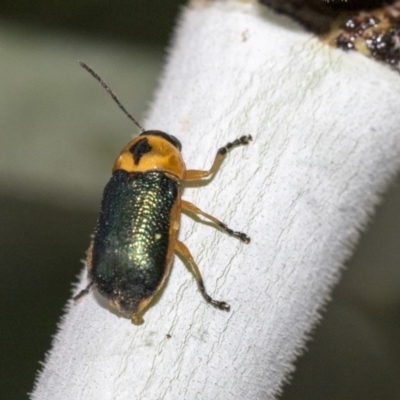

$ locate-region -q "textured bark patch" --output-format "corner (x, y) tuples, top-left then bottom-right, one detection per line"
(258, 0), (388, 33)
(328, 3), (400, 70)
(259, 0), (400, 71)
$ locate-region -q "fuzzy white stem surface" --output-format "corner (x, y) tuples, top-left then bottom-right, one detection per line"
(32, 1), (400, 399)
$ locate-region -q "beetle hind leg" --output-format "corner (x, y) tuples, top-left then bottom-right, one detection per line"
(73, 282), (93, 302)
(182, 200), (250, 244)
(197, 280), (230, 311)
(175, 240), (230, 312)
(73, 243), (94, 302)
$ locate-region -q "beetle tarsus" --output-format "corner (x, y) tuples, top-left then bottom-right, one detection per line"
(197, 280), (231, 312)
(219, 223), (251, 243)
(218, 135), (253, 155)
(213, 301), (231, 312)
(202, 292), (231, 312)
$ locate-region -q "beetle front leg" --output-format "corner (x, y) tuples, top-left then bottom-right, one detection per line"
(182, 200), (250, 244)
(184, 135), (252, 180)
(175, 240), (230, 312)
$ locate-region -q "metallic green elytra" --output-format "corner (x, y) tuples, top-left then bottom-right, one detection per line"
(92, 170), (178, 317)
(74, 62), (251, 324)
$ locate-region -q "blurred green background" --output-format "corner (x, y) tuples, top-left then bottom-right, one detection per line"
(0, 1), (399, 399)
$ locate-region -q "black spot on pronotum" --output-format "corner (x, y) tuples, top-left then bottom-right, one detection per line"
(140, 130), (182, 151)
(129, 138), (152, 165)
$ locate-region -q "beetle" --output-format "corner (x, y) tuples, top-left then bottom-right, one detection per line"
(74, 62), (251, 325)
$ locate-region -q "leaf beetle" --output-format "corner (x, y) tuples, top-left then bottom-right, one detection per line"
(74, 62), (251, 325)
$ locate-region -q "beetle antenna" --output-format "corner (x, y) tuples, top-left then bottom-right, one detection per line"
(79, 61), (146, 133)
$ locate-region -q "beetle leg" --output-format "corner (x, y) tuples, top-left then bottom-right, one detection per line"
(184, 135), (252, 180)
(73, 282), (93, 302)
(73, 243), (94, 301)
(175, 240), (230, 312)
(182, 200), (250, 244)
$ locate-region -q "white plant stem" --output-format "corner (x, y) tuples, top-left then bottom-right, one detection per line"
(32, 1), (400, 399)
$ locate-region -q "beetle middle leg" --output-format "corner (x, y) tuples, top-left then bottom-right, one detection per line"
(175, 240), (230, 311)
(182, 200), (250, 243)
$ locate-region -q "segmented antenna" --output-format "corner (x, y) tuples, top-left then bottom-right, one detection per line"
(79, 61), (146, 133)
